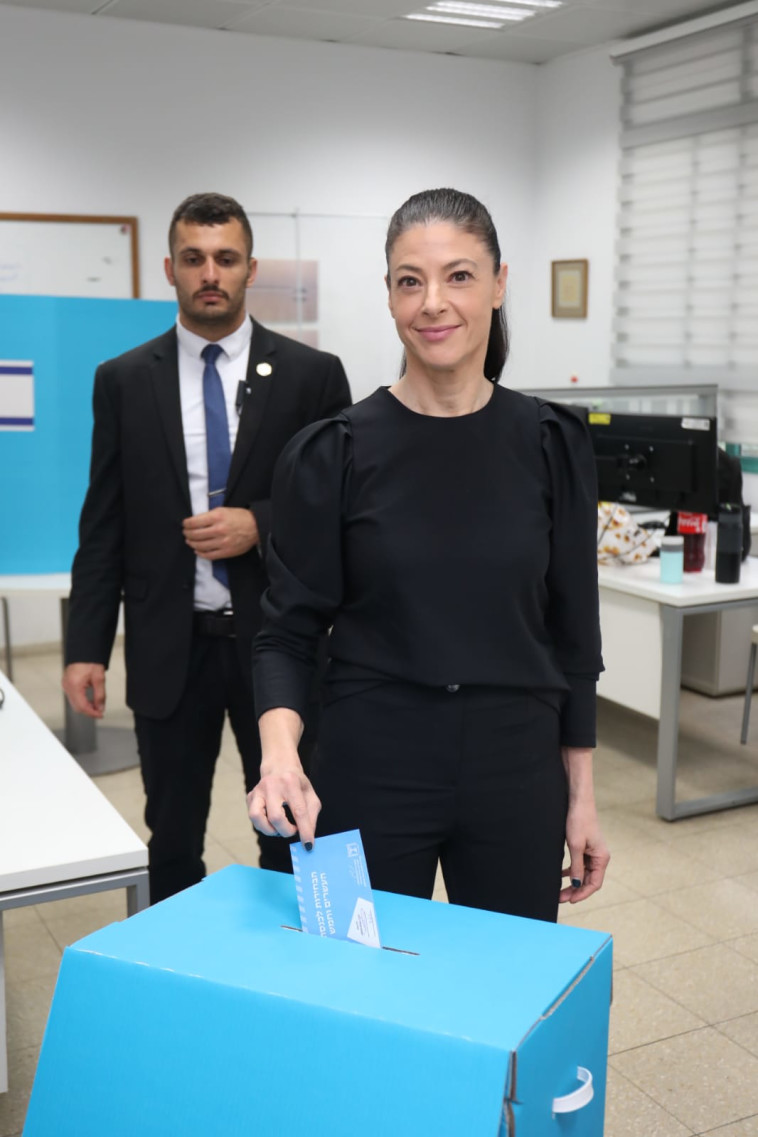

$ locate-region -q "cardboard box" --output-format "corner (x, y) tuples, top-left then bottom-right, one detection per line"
(24, 865), (612, 1136)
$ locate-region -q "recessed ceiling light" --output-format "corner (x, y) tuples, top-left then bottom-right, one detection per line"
(428, 1), (535, 17)
(405, 12), (506, 27)
(431, 0), (563, 9)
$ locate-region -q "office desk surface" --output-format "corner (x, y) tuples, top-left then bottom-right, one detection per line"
(0, 573), (70, 595)
(598, 556), (758, 607)
(0, 670), (146, 893)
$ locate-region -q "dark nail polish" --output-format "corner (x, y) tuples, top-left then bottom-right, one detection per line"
(571, 878), (582, 889)
(304, 841), (313, 852)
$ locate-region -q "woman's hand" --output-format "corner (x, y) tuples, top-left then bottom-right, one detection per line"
(559, 746), (610, 905)
(247, 708), (321, 850)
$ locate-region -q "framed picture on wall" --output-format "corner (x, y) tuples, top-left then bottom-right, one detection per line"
(551, 259), (588, 318)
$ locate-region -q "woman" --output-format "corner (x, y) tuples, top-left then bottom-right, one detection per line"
(248, 188), (609, 922)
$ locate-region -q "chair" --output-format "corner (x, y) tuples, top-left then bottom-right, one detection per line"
(740, 625), (758, 744)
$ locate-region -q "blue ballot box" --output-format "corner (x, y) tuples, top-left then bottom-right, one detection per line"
(24, 865), (612, 1137)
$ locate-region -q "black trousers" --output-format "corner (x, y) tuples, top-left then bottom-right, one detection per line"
(312, 683), (568, 923)
(134, 630), (303, 904)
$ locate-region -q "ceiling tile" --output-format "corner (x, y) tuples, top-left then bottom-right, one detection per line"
(2, 0), (749, 60)
(272, 0), (423, 15)
(580, 0), (736, 14)
(460, 31), (583, 63)
(350, 16), (513, 53)
(1, 0), (101, 12)
(103, 0), (260, 30)
(504, 4), (667, 42)
(225, 5), (379, 40)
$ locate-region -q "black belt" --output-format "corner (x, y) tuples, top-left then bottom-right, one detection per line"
(193, 609), (236, 638)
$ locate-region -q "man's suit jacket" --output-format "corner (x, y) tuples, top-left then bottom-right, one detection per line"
(65, 318), (351, 720)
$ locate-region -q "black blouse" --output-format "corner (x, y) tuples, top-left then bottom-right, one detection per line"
(254, 385), (603, 747)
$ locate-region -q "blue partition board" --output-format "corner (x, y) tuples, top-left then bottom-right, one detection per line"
(0, 294), (176, 572)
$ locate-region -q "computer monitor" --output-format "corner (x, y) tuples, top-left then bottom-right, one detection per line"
(583, 410), (719, 516)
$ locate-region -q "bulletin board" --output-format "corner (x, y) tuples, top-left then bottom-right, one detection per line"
(0, 213), (140, 299)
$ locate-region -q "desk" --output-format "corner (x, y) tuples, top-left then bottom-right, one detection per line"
(0, 574), (137, 775)
(0, 671), (148, 1093)
(598, 558), (758, 821)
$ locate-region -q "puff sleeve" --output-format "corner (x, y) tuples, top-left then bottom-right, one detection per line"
(540, 401), (604, 747)
(253, 416), (351, 721)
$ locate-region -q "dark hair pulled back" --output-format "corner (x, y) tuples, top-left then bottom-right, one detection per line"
(385, 188), (509, 381)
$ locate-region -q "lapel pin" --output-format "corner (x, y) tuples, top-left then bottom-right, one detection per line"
(256, 362), (273, 377)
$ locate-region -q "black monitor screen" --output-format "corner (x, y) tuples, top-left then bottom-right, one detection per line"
(583, 410), (718, 516)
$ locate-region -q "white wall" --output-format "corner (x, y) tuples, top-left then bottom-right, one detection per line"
(0, 4), (622, 646)
(0, 3), (540, 396)
(528, 46), (621, 390)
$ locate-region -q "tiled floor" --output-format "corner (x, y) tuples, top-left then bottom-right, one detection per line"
(3, 648), (758, 1135)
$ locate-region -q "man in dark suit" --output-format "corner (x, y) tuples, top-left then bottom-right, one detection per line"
(63, 192), (350, 903)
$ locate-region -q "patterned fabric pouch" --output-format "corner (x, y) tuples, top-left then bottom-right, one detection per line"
(597, 502), (658, 565)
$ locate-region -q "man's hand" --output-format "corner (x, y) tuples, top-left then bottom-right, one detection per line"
(62, 662), (107, 718)
(182, 507), (259, 560)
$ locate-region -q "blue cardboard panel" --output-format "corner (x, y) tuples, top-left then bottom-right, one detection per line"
(0, 294), (176, 573)
(511, 940), (612, 1136)
(68, 866), (609, 1049)
(24, 867), (611, 1137)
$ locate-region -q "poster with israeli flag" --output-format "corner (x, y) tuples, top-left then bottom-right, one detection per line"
(0, 359), (34, 430)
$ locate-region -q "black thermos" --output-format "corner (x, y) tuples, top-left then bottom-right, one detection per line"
(715, 503), (743, 584)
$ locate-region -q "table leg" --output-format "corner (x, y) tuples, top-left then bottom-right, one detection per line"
(656, 606), (684, 820)
(126, 872), (150, 916)
(656, 602), (758, 820)
(1, 597), (12, 683)
(0, 913), (7, 1094)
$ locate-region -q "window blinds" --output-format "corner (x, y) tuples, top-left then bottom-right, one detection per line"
(613, 16), (758, 380)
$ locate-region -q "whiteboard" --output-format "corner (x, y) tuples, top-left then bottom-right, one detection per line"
(0, 213), (139, 299)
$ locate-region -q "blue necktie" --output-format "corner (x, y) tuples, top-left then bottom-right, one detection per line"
(201, 343), (230, 588)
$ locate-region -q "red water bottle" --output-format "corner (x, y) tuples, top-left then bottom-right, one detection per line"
(677, 512), (708, 572)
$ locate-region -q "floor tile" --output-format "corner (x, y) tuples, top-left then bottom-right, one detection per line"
(202, 837), (237, 876)
(610, 838), (719, 896)
(654, 880), (758, 941)
(609, 970), (704, 1054)
(2, 921), (62, 983)
(717, 1012), (758, 1060)
(0, 1045), (37, 1137)
(670, 825), (758, 880)
(732, 934), (758, 965)
(604, 1066), (693, 1137)
(39, 904), (126, 953)
(559, 897), (714, 967)
(5, 974), (57, 1052)
(216, 834), (261, 868)
(0, 906), (44, 930)
(594, 750), (659, 809)
(612, 1028), (758, 1133)
(700, 1119), (758, 1136)
(36, 888), (127, 925)
(633, 944), (758, 1024)
(737, 870), (758, 895)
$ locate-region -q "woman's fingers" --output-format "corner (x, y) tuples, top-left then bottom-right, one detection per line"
(247, 772), (321, 848)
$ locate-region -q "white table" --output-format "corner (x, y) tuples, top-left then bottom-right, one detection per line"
(0, 574), (138, 775)
(0, 670), (148, 1092)
(598, 558), (758, 820)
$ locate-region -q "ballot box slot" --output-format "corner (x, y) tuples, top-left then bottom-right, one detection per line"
(280, 923), (419, 955)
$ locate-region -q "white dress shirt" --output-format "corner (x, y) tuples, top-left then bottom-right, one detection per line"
(176, 316), (253, 612)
